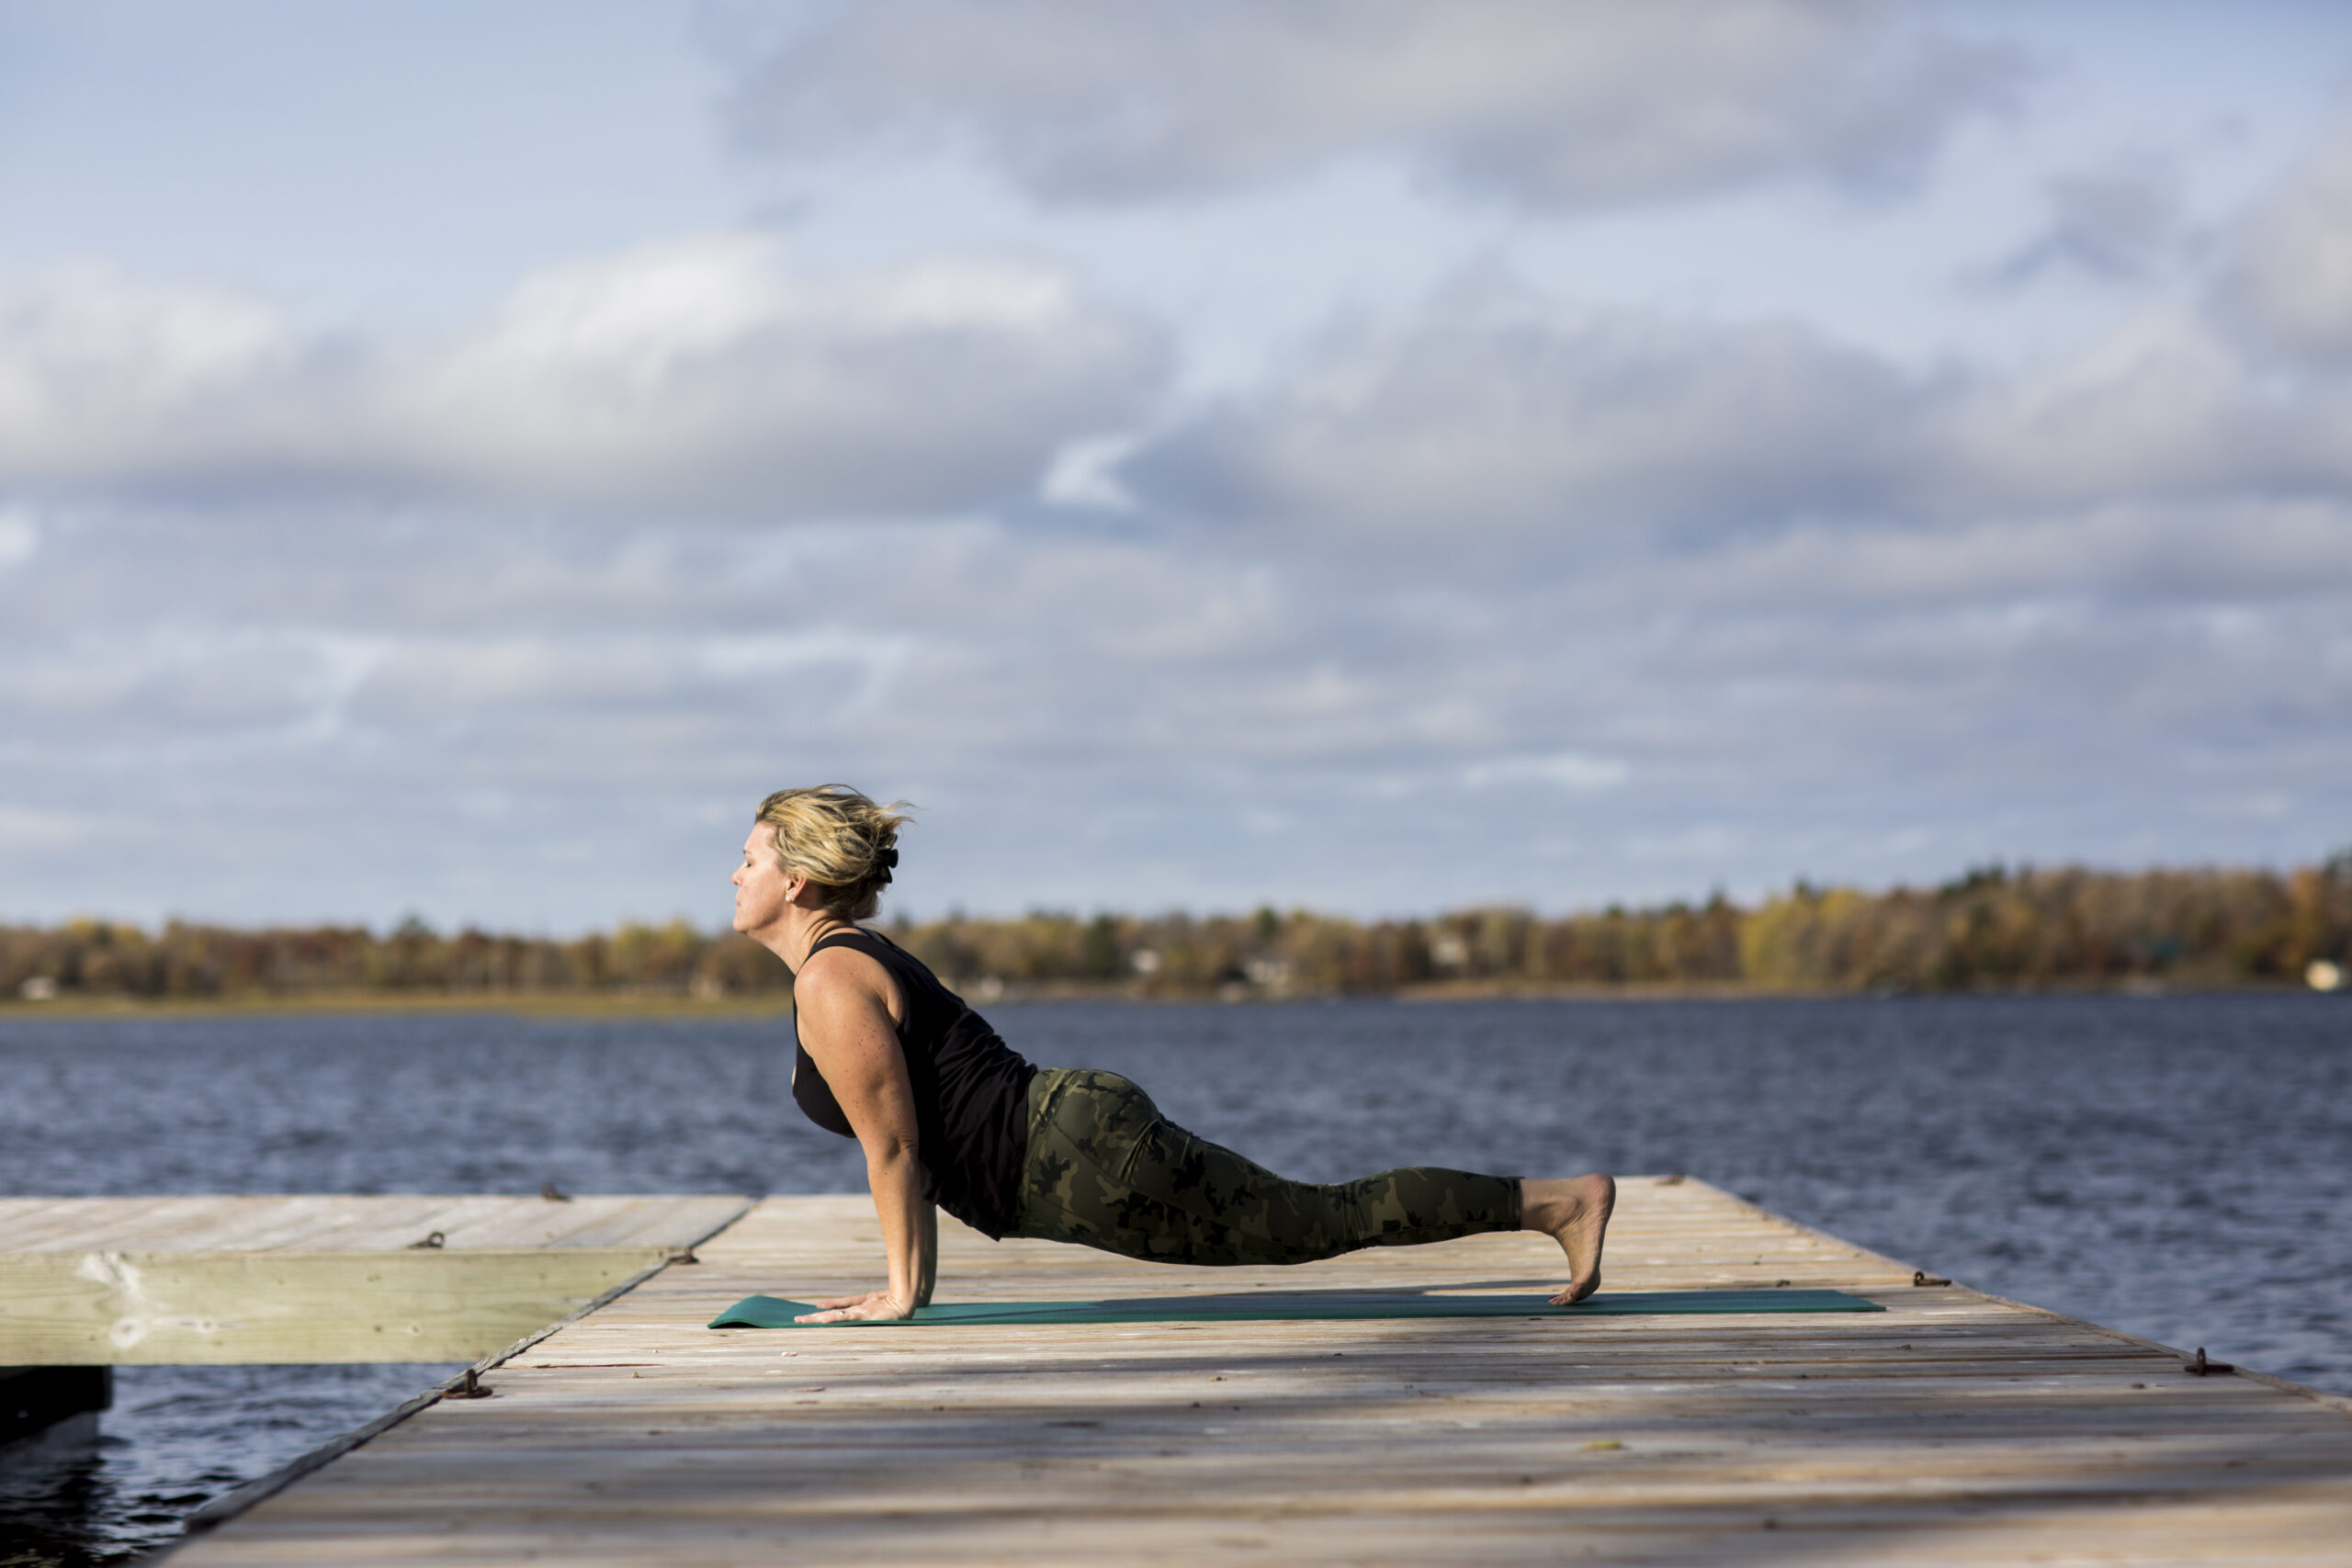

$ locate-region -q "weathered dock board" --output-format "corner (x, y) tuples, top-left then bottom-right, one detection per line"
(168, 1179), (2352, 1564)
(0, 1195), (749, 1363)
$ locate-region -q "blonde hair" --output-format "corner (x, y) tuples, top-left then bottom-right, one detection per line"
(753, 785), (911, 921)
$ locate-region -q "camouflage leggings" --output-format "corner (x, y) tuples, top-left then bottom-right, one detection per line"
(1007, 1067), (1521, 1267)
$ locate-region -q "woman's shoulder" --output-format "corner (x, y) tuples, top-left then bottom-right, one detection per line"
(797, 929), (914, 1017)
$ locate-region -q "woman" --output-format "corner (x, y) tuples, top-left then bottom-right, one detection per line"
(733, 784), (1614, 1324)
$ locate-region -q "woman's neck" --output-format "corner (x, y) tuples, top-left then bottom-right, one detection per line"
(773, 907), (853, 973)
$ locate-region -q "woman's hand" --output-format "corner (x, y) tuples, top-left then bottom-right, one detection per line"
(794, 1288), (918, 1325)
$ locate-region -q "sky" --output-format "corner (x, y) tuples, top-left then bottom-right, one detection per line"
(3, 0), (2350, 933)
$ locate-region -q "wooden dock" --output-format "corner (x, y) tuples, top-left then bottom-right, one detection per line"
(145, 1177), (2352, 1564)
(0, 1194), (750, 1363)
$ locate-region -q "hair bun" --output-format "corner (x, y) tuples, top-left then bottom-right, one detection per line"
(752, 785), (912, 920)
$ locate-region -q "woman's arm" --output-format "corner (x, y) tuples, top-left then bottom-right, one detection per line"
(788, 949), (937, 1323)
(917, 1201), (937, 1307)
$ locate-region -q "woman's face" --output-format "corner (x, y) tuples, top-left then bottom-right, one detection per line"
(731, 826), (796, 935)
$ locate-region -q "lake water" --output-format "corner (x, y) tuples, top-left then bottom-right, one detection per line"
(2, 993), (2346, 1562)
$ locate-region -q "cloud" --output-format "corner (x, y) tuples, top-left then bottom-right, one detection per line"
(2221, 113), (2352, 361)
(1460, 752), (1631, 792)
(1128, 263), (2352, 544)
(0, 508), (36, 571)
(1133, 283), (1936, 537)
(724, 0), (2019, 209)
(1659, 498), (2352, 612)
(1988, 163), (2192, 286)
(1037, 434), (1143, 511)
(1091, 106), (2352, 546)
(0, 805), (96, 856)
(0, 237), (1163, 518)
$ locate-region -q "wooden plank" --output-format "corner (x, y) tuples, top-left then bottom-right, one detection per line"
(0, 1195), (748, 1255)
(0, 1247), (686, 1363)
(157, 1176), (2352, 1564)
(0, 1196), (751, 1363)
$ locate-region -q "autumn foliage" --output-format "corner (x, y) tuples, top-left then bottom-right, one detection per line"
(5, 857), (2347, 1005)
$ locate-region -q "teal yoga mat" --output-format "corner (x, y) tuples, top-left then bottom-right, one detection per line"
(709, 1287), (1884, 1328)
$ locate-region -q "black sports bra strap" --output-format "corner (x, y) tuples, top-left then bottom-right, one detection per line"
(808, 926), (895, 956)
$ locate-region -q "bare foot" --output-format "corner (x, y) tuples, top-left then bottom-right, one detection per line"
(1521, 1174), (1615, 1305)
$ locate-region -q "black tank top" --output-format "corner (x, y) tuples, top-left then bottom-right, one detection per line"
(790, 928), (1037, 1239)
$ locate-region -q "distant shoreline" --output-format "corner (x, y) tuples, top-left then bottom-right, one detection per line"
(11, 858), (2347, 1009)
(1, 976), (2323, 1021)
(0, 990), (798, 1021)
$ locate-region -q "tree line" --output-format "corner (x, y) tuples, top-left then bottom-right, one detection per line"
(6, 856), (2347, 1006)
